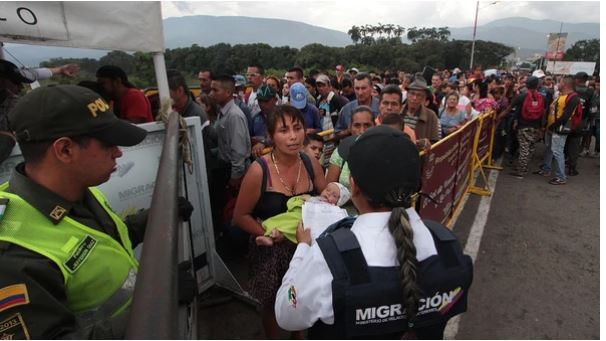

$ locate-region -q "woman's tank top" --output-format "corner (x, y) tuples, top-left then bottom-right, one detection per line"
(252, 152), (316, 220)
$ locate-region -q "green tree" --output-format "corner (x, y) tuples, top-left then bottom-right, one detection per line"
(407, 27), (450, 43)
(564, 39), (599, 61)
(98, 50), (135, 74)
(131, 52), (155, 88)
(347, 25), (361, 44)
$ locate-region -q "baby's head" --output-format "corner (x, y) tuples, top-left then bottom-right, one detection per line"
(320, 182), (351, 207)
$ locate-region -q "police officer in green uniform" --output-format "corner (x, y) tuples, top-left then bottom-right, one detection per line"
(0, 84), (187, 339)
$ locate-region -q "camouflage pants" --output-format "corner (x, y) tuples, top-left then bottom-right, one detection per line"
(516, 127), (539, 174)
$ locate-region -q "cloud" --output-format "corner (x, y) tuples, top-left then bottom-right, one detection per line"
(161, 1), (600, 32)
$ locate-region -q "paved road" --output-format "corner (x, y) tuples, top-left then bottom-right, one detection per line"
(453, 144), (600, 339)
(197, 144), (600, 339)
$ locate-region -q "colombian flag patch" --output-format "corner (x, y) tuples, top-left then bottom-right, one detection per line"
(0, 284), (29, 313)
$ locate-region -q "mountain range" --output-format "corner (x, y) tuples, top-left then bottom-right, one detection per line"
(2, 16), (599, 67)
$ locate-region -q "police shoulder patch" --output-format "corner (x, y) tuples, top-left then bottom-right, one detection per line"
(0, 285), (29, 314)
(0, 313), (30, 340)
(63, 235), (97, 273)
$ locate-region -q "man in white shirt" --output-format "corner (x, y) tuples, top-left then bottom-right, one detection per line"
(245, 64), (264, 117)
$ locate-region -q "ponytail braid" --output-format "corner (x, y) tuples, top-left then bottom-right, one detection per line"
(387, 206), (421, 327)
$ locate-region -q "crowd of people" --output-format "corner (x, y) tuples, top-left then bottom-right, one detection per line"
(0, 56), (599, 339)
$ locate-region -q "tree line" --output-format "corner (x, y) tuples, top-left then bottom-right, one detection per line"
(562, 39), (600, 73)
(347, 24), (451, 44)
(40, 40), (513, 89)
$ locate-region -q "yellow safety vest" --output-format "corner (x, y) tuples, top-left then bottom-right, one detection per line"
(0, 184), (138, 325)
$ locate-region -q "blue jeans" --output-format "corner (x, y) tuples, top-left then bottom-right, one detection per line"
(542, 131), (568, 180)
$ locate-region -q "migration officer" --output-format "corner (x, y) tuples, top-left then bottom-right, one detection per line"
(275, 125), (473, 339)
(0, 85), (190, 339)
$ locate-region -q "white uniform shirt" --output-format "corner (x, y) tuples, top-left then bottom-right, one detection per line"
(247, 91), (261, 117)
(275, 208), (438, 331)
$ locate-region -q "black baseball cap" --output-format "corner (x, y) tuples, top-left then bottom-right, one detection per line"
(526, 76), (539, 90)
(96, 65), (135, 88)
(574, 72), (589, 82)
(0, 59), (35, 84)
(9, 85), (147, 146)
(348, 125), (420, 204)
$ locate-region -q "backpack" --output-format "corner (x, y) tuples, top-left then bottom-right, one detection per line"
(520, 90), (544, 121)
(575, 87), (596, 134)
(556, 92), (583, 134)
(567, 92), (584, 131)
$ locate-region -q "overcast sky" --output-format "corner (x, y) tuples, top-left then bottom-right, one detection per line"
(161, 1), (600, 32)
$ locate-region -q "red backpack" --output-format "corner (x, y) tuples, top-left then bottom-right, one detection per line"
(520, 90), (544, 121)
(565, 92), (584, 131)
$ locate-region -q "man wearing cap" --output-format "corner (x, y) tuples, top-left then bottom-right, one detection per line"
(0, 60), (80, 163)
(96, 65), (153, 124)
(347, 67), (359, 79)
(0, 85), (149, 338)
(334, 73), (380, 139)
(402, 76), (440, 150)
(289, 83), (321, 134)
(231, 75), (253, 127)
(286, 67), (315, 106)
(316, 74), (349, 128)
(532, 69), (554, 110)
(250, 85), (278, 158)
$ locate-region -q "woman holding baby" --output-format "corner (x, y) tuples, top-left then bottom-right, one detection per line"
(233, 105), (326, 339)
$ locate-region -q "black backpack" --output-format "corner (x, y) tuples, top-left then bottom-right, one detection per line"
(575, 87), (596, 134)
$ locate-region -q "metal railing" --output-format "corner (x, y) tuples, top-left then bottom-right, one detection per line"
(126, 112), (181, 339)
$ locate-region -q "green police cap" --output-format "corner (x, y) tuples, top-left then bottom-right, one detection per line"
(9, 85), (147, 146)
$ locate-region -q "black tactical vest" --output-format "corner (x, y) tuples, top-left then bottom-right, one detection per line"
(309, 218), (473, 339)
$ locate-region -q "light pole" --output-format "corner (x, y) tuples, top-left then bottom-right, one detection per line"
(540, 34), (549, 70)
(469, 1), (498, 70)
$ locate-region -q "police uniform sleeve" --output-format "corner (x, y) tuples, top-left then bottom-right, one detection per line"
(275, 243), (335, 331)
(0, 244), (125, 339)
(0, 245), (75, 339)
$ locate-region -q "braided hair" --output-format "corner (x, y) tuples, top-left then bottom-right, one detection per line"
(368, 187), (421, 327)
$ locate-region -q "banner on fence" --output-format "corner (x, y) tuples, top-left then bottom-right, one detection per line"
(418, 133), (460, 224)
(476, 113), (493, 162)
(546, 61), (596, 75)
(453, 120), (478, 207)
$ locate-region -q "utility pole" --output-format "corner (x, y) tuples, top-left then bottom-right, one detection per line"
(469, 1), (497, 71)
(540, 34), (549, 70)
(469, 0), (479, 70)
